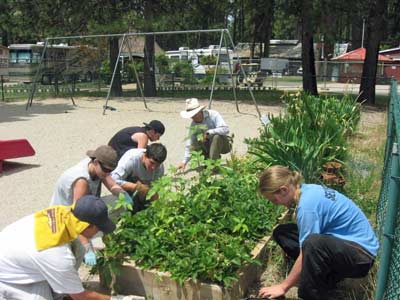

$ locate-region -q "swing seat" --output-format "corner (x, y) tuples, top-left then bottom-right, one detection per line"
(0, 139), (35, 172)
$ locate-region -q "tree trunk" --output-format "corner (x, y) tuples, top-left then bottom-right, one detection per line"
(142, 0), (157, 97)
(261, 0), (274, 58)
(109, 37), (122, 97)
(301, 0), (318, 95)
(250, 16), (256, 59)
(143, 35), (156, 97)
(1, 31), (8, 46)
(232, 8), (238, 45)
(359, 0), (388, 104)
(351, 16), (363, 50)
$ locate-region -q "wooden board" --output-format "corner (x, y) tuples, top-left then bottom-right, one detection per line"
(111, 234), (272, 300)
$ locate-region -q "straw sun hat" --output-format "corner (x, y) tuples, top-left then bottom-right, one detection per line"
(180, 98), (205, 119)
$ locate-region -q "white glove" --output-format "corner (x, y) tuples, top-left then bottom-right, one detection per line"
(111, 295), (145, 300)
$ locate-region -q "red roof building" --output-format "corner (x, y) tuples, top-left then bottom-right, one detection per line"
(331, 47), (396, 83)
(333, 47), (392, 62)
(380, 47), (400, 60)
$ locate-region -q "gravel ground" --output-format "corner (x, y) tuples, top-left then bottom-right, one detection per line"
(0, 96), (282, 229)
(0, 97), (386, 299)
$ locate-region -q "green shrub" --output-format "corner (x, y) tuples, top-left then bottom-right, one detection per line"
(200, 55), (217, 65)
(170, 60), (193, 77)
(125, 60), (143, 82)
(246, 92), (361, 182)
(99, 155), (283, 286)
(155, 54), (170, 74)
(99, 60), (111, 82)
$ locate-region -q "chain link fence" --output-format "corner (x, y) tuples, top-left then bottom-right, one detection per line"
(375, 79), (400, 300)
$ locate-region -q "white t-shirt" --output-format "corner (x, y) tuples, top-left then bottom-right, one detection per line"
(50, 157), (101, 206)
(0, 215), (84, 294)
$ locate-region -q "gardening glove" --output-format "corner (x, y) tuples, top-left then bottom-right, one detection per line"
(119, 190), (133, 205)
(83, 242), (96, 266)
(110, 295), (145, 300)
(135, 182), (150, 195)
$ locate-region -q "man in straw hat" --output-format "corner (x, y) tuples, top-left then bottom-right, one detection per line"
(178, 98), (231, 171)
(0, 195), (140, 300)
(108, 120), (165, 160)
(50, 145), (131, 267)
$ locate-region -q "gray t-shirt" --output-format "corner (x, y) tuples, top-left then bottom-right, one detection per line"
(111, 148), (164, 186)
(50, 157), (101, 206)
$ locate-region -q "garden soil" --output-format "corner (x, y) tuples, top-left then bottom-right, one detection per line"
(0, 96), (387, 299)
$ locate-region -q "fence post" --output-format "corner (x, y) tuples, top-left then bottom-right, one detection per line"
(1, 75), (4, 102)
(375, 140), (400, 300)
(172, 72), (175, 97)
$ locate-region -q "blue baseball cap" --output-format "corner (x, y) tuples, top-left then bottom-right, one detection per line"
(72, 195), (116, 234)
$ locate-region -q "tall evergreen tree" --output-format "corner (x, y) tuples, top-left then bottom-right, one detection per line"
(301, 0), (318, 95)
(359, 0), (389, 104)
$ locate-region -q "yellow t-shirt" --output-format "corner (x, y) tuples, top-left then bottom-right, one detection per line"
(34, 205), (90, 251)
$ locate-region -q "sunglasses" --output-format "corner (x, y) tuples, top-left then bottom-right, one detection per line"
(98, 161), (113, 173)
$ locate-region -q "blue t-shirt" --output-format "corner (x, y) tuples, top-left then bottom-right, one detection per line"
(296, 184), (379, 256)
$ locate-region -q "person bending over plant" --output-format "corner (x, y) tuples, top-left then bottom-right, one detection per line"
(111, 143), (167, 213)
(178, 98), (231, 171)
(258, 165), (378, 300)
(50, 145), (128, 268)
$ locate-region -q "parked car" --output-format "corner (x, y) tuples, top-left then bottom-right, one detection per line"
(297, 67), (303, 75)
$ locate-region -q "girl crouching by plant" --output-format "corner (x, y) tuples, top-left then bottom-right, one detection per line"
(257, 165), (379, 300)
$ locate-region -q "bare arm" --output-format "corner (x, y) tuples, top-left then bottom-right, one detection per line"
(259, 251), (302, 298)
(72, 178), (90, 202)
(70, 289), (110, 300)
(121, 181), (138, 192)
(132, 132), (149, 148)
(102, 175), (124, 195)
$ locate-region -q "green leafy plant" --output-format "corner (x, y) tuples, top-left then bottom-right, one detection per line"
(200, 55), (217, 65)
(98, 155), (283, 287)
(246, 92), (361, 182)
(155, 54), (170, 74)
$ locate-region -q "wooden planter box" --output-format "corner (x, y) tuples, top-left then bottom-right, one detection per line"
(106, 234), (272, 300)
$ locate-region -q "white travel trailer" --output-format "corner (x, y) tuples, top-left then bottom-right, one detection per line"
(192, 45), (234, 66)
(165, 47), (205, 76)
(165, 45), (235, 76)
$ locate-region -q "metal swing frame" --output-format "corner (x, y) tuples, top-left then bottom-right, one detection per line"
(26, 29), (262, 120)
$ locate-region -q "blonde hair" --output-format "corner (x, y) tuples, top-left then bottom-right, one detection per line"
(259, 165), (302, 203)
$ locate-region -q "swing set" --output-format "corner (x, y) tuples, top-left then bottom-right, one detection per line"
(25, 29), (266, 123)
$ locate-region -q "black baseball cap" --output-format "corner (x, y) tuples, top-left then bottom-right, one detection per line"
(143, 120), (165, 135)
(72, 195), (116, 234)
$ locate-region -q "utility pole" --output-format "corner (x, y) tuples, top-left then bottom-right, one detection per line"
(361, 18), (365, 48)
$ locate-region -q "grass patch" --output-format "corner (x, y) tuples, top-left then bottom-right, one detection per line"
(343, 116), (387, 221)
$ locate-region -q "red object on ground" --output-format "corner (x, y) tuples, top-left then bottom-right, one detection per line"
(0, 139), (35, 172)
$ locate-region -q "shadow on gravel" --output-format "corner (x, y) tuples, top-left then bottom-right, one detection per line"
(0, 102), (76, 123)
(0, 161), (40, 175)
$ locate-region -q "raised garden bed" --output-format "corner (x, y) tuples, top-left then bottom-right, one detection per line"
(99, 206), (289, 300)
(97, 149), (286, 299)
(109, 234), (272, 300)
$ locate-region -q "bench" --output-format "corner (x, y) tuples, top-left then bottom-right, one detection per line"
(0, 139), (35, 172)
